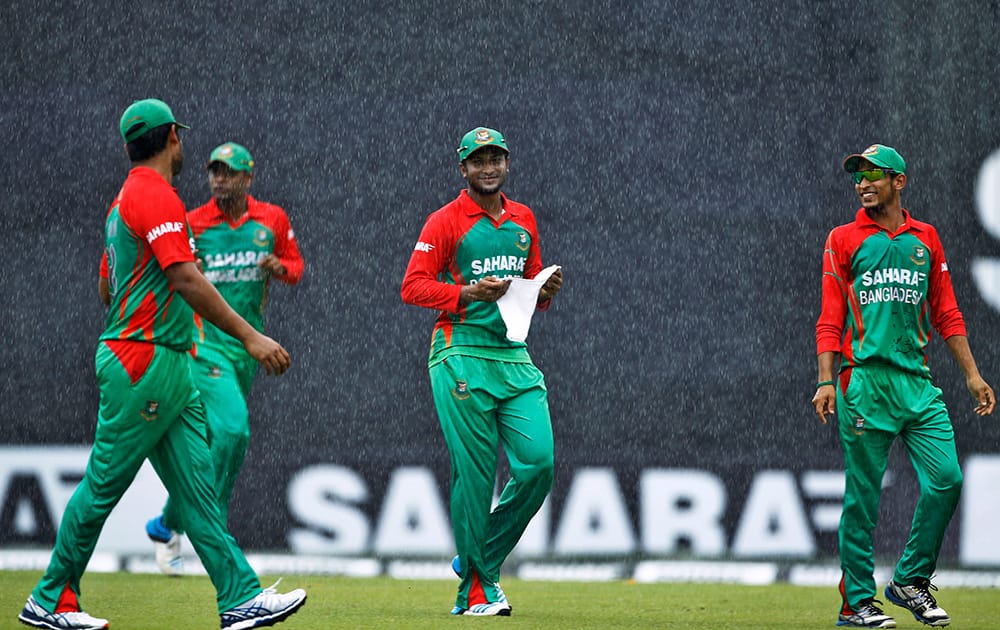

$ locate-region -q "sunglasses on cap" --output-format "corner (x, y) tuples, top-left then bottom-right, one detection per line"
(851, 168), (897, 185)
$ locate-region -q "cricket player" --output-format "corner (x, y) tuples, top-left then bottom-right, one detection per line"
(401, 127), (563, 616)
(812, 144), (994, 628)
(141, 141), (305, 575)
(19, 99), (306, 630)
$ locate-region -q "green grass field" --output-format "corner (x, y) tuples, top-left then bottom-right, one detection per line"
(2, 571), (999, 629)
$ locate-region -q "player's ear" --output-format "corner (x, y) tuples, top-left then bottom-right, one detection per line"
(459, 162), (468, 179)
(894, 173), (906, 191)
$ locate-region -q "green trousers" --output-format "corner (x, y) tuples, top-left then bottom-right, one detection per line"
(164, 348), (256, 531)
(32, 343), (260, 614)
(430, 355), (554, 609)
(836, 365), (962, 609)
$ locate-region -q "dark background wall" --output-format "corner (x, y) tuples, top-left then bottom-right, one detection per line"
(3, 2), (1000, 561)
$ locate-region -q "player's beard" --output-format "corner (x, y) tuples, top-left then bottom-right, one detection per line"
(468, 174), (506, 196)
(171, 151), (184, 177)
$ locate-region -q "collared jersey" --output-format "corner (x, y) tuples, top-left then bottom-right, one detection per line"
(816, 208), (966, 377)
(187, 194), (304, 361)
(401, 189), (548, 366)
(99, 166), (196, 352)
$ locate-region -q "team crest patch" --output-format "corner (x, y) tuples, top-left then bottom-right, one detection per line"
(474, 129), (495, 145)
(253, 229), (270, 247)
(208, 365), (222, 378)
(452, 380), (471, 400)
(910, 246), (927, 265)
(515, 232), (529, 251)
(852, 417), (866, 436)
(140, 400), (160, 422)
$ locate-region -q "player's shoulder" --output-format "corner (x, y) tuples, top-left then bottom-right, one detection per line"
(247, 196), (292, 223)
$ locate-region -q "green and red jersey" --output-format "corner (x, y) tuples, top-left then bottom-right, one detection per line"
(816, 208), (966, 378)
(187, 195), (303, 362)
(401, 189), (549, 366)
(99, 167), (197, 353)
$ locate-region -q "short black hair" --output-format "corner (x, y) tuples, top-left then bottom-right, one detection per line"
(125, 123), (174, 162)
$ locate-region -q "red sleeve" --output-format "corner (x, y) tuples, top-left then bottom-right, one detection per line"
(270, 206), (304, 285)
(816, 228), (850, 354)
(924, 226), (967, 339)
(121, 184), (194, 270)
(400, 208), (464, 313)
(99, 250), (109, 279)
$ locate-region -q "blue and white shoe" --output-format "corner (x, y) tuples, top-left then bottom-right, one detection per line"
(451, 555), (461, 577)
(18, 595), (109, 629)
(220, 580), (307, 629)
(884, 578), (950, 627)
(145, 515), (183, 576)
(451, 601), (512, 616)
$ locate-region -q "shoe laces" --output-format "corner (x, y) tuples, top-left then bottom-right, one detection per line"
(858, 598), (888, 615)
(262, 578), (283, 594)
(909, 578), (940, 608)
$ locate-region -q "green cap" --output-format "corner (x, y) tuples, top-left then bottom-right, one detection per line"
(208, 142), (255, 172)
(457, 127), (509, 162)
(119, 99), (189, 143)
(843, 143), (906, 174)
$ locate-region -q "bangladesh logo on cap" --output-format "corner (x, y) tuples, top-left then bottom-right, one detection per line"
(140, 400), (160, 422)
(474, 129), (495, 145)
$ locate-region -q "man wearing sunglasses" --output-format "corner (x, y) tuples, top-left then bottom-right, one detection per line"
(812, 144), (995, 628)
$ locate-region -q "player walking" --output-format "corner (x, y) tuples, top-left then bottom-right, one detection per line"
(19, 99), (307, 630)
(812, 144), (994, 628)
(142, 141), (304, 574)
(401, 127), (563, 616)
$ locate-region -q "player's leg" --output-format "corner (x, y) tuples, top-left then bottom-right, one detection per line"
(30, 343), (178, 614)
(194, 351), (253, 524)
(147, 386), (259, 612)
(483, 361), (553, 580)
(883, 376), (958, 626)
(429, 356), (504, 613)
(149, 384), (306, 625)
(836, 367), (897, 614)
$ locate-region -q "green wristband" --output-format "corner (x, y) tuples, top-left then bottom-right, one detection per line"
(816, 379), (835, 388)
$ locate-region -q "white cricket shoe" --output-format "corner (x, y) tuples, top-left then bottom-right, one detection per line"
(885, 578), (950, 626)
(220, 580), (307, 629)
(18, 595), (109, 630)
(145, 515), (183, 576)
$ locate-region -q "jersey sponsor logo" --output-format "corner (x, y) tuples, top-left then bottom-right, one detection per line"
(515, 232), (530, 252)
(910, 246), (927, 265)
(203, 250), (267, 269)
(414, 241), (434, 253)
(471, 255), (526, 276)
(859, 267), (926, 287)
(145, 221), (185, 244)
(452, 380), (470, 400)
(140, 400), (160, 422)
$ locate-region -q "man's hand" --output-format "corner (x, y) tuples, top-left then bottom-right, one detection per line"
(538, 268), (563, 302)
(460, 276), (511, 305)
(967, 375), (996, 416)
(812, 384), (836, 424)
(243, 332), (291, 375)
(258, 254), (286, 276)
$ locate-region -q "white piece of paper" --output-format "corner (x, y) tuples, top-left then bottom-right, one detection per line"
(496, 264), (560, 342)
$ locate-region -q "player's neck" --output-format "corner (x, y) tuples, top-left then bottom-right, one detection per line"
(217, 196), (249, 220)
(865, 203), (905, 233)
(467, 189), (504, 220)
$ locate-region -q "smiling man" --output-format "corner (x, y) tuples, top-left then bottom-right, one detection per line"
(401, 127), (563, 617)
(811, 144), (994, 628)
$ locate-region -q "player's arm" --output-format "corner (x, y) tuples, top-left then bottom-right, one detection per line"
(259, 209), (304, 284)
(98, 251), (110, 305)
(165, 261), (290, 375)
(401, 212), (468, 311)
(813, 230), (848, 424)
(943, 335), (995, 416)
